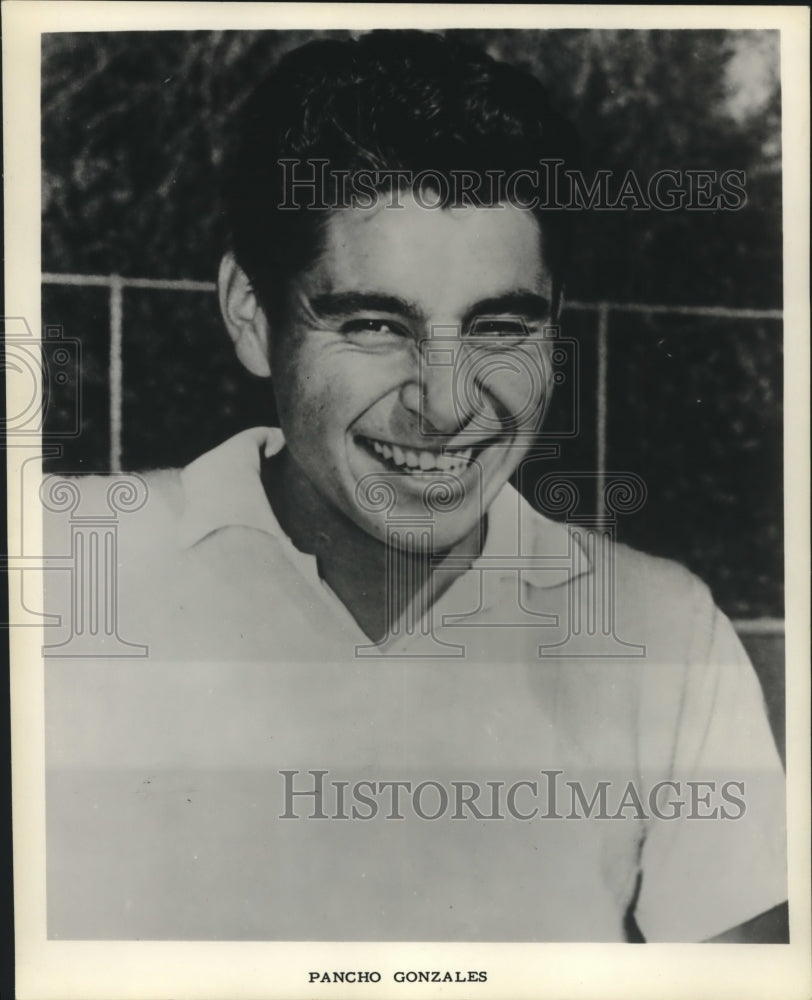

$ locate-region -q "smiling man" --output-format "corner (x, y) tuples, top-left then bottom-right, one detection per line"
(44, 30), (787, 944)
(220, 189), (555, 641)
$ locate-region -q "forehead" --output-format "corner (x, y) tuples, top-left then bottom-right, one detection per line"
(301, 194), (550, 314)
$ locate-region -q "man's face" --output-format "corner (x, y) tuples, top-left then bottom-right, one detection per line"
(270, 191), (555, 551)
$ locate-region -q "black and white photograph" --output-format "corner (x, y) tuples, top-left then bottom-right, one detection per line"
(4, 3), (810, 998)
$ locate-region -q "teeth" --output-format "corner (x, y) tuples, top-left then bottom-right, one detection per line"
(364, 437), (476, 474)
(435, 453), (460, 472)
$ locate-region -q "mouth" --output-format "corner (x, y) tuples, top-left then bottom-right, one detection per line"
(355, 434), (488, 476)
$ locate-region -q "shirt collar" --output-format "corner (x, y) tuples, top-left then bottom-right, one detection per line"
(477, 476), (590, 589)
(178, 427), (286, 548)
(178, 427), (590, 590)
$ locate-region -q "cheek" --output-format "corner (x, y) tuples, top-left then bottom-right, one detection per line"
(280, 377), (339, 442)
(272, 343), (368, 444)
(280, 341), (411, 419)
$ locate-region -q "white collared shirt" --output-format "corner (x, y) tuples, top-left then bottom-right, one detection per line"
(44, 428), (787, 942)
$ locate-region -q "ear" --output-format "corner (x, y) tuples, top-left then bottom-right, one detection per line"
(217, 252), (272, 377)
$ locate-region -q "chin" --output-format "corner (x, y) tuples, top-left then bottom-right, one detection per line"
(350, 508), (473, 555)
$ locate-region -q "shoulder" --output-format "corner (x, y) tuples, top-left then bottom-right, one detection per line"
(513, 488), (720, 662)
(42, 466), (186, 555)
(611, 539), (711, 606)
(610, 539), (718, 661)
(517, 489), (714, 615)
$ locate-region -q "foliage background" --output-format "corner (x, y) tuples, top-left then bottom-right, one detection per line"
(41, 29), (783, 621)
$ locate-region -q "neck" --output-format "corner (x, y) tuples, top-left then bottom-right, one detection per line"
(261, 448), (483, 642)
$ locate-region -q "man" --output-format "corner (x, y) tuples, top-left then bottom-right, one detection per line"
(44, 30), (786, 943)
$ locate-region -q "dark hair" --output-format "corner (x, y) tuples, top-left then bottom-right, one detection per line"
(225, 30), (579, 322)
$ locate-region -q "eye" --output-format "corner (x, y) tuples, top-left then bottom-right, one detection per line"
(468, 317), (532, 340)
(341, 318), (410, 341)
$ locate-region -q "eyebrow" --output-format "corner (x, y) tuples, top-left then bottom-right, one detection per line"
(308, 292), (424, 322)
(306, 289), (552, 328)
(460, 293), (552, 329)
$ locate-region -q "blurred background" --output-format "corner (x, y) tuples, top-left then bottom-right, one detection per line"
(40, 29), (784, 741)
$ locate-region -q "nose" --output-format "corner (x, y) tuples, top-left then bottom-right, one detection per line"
(400, 358), (474, 436)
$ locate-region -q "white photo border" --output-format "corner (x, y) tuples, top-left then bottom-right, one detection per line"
(5, 3), (810, 998)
